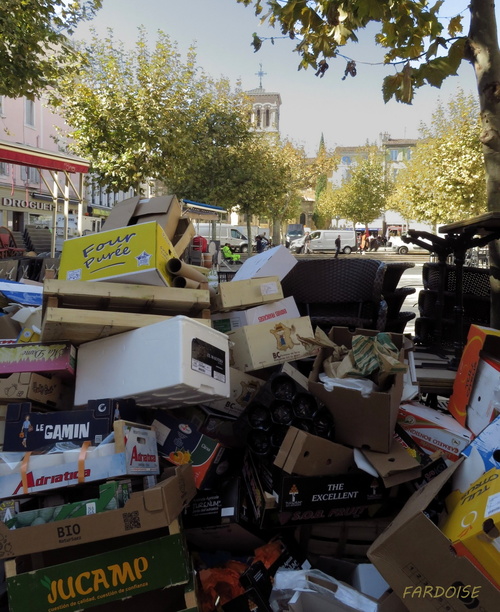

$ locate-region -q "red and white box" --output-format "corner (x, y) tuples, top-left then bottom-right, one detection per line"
(398, 401), (473, 464)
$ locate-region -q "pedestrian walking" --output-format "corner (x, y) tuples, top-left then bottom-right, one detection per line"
(334, 234), (341, 258)
(303, 231), (312, 254)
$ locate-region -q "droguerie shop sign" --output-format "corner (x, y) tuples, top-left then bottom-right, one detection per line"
(7, 535), (189, 612)
(1, 197), (53, 211)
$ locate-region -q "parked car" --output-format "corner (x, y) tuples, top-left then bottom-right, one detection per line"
(290, 229), (357, 254)
(388, 235), (429, 255)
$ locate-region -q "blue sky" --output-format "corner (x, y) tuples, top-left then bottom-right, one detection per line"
(75, 0), (479, 156)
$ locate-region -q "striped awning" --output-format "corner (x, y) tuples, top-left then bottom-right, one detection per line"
(0, 140), (89, 174)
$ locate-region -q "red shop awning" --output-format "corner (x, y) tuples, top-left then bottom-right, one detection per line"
(0, 140), (89, 174)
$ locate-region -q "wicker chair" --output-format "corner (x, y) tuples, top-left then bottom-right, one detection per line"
(382, 261), (416, 333)
(415, 262), (491, 346)
(281, 258), (388, 331)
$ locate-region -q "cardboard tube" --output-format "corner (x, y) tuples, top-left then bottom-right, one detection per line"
(167, 258), (208, 284)
(172, 276), (201, 289)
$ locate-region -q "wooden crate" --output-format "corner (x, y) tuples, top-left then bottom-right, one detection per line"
(41, 279), (211, 345)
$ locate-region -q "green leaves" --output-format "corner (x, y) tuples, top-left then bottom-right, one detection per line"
(238, 0), (469, 106)
(317, 146), (390, 226)
(390, 90), (486, 225)
(51, 28), (253, 200)
(0, 0), (102, 98)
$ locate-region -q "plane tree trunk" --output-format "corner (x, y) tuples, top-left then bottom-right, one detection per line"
(469, 0), (500, 327)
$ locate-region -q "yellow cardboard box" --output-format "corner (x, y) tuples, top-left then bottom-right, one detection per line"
(228, 316), (318, 372)
(59, 221), (176, 286)
(441, 468), (500, 588)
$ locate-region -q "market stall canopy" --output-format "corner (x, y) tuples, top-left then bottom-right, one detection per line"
(181, 199), (227, 221)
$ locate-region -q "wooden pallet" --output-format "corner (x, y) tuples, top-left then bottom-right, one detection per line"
(41, 279), (211, 345)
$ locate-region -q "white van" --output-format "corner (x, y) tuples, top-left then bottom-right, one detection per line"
(291, 229), (357, 254)
(196, 223), (249, 252)
(389, 235), (430, 255)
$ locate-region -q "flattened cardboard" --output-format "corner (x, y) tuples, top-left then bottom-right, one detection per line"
(367, 459), (500, 611)
(172, 217), (196, 257)
(308, 328), (405, 453)
(273, 427), (354, 477)
(358, 438), (422, 488)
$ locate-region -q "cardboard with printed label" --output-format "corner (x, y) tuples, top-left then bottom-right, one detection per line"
(101, 194), (182, 241)
(6, 531), (190, 612)
(151, 410), (233, 489)
(182, 477), (267, 552)
(74, 316), (230, 408)
(211, 296), (300, 333)
(59, 221), (177, 286)
(0, 342), (76, 378)
(228, 316), (318, 373)
(243, 450), (392, 529)
(3, 401), (135, 452)
(367, 459), (500, 611)
(448, 324), (500, 426)
(0, 372), (63, 407)
(213, 276), (284, 312)
(0, 420), (159, 499)
(0, 464), (194, 559)
(466, 355), (500, 435)
(397, 401), (473, 464)
(202, 368), (265, 417)
(441, 468), (500, 589)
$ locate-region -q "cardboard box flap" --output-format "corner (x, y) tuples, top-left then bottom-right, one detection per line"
(101, 195), (181, 233)
(369, 458), (463, 549)
(274, 427), (354, 477)
(359, 440), (421, 478)
(144, 465), (196, 517)
(134, 195), (179, 218)
(101, 196), (141, 230)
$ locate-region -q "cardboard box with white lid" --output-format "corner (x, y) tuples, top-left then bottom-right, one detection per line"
(75, 315), (230, 407)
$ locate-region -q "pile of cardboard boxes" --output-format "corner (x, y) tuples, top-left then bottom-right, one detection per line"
(0, 196), (498, 611)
